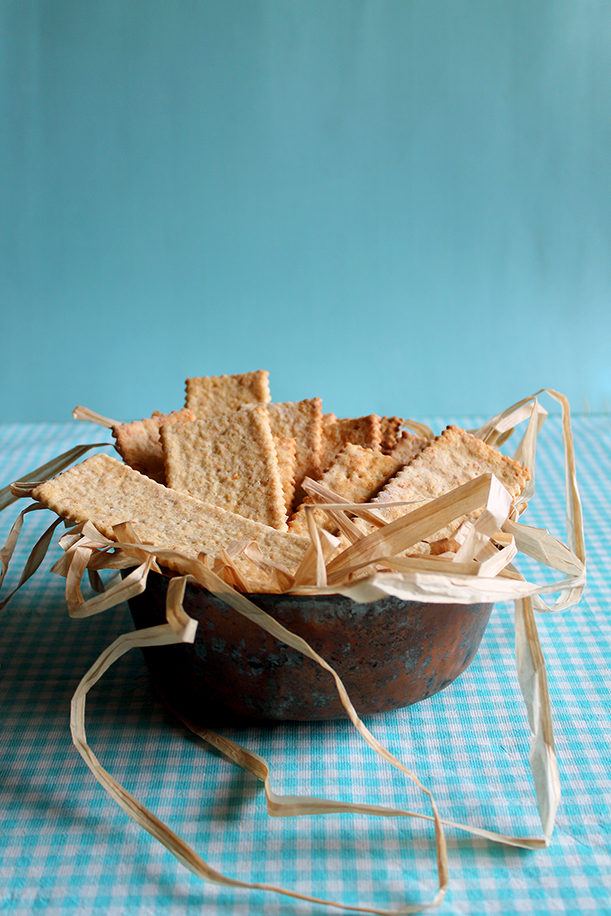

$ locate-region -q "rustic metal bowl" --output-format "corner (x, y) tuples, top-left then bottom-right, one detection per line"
(127, 571), (493, 725)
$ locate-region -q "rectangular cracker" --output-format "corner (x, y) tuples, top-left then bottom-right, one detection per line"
(289, 443), (404, 537)
(379, 416), (404, 453)
(112, 408), (197, 484)
(388, 430), (429, 466)
(370, 425), (530, 553)
(161, 406), (288, 531)
(319, 415), (382, 473)
(185, 370), (271, 419)
(273, 436), (297, 515)
(265, 398), (323, 505)
(32, 454), (309, 591)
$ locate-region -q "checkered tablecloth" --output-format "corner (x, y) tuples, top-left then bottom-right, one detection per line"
(1, 416), (609, 915)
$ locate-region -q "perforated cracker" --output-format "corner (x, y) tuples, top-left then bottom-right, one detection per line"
(162, 406), (288, 531)
(388, 430), (429, 465)
(112, 408), (197, 484)
(371, 425), (530, 552)
(31, 454), (309, 590)
(289, 443), (404, 537)
(379, 416), (404, 453)
(265, 399), (323, 505)
(273, 436), (297, 515)
(319, 415), (382, 472)
(185, 370), (271, 419)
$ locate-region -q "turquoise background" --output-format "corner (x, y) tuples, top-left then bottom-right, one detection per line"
(1, 0), (610, 423)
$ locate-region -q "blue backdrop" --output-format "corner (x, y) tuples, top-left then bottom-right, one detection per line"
(2, 0), (610, 423)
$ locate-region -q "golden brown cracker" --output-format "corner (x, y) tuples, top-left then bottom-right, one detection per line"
(388, 430), (429, 466)
(289, 443), (402, 537)
(112, 408), (197, 484)
(319, 415), (382, 472)
(265, 398), (323, 504)
(371, 425), (530, 551)
(403, 425), (530, 502)
(185, 370), (271, 418)
(273, 436), (297, 515)
(379, 416), (404, 453)
(162, 406), (288, 531)
(32, 453), (309, 591)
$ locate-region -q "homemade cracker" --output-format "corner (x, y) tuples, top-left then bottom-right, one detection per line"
(31, 454), (309, 591)
(379, 416), (404, 453)
(289, 443), (404, 537)
(161, 406), (287, 531)
(185, 370), (271, 419)
(370, 425), (530, 553)
(265, 398), (323, 504)
(319, 415), (382, 472)
(112, 408), (197, 484)
(388, 430), (429, 465)
(273, 436), (297, 515)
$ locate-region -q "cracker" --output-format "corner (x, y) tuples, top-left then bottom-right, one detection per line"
(289, 443), (403, 537)
(371, 425), (530, 553)
(185, 370), (271, 419)
(319, 415), (382, 472)
(265, 398), (323, 504)
(162, 406), (288, 531)
(388, 430), (429, 465)
(32, 454), (309, 591)
(273, 436), (297, 515)
(112, 408), (197, 484)
(379, 416), (404, 453)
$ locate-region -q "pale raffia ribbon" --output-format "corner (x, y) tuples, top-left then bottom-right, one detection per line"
(0, 390), (585, 913)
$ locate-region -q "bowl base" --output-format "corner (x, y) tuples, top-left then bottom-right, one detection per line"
(128, 572), (494, 722)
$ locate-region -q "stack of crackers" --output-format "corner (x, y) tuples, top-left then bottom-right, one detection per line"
(32, 370), (530, 593)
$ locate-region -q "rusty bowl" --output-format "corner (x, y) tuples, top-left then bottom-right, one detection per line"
(127, 572), (493, 725)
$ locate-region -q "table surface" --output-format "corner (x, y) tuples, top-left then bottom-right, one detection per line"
(0, 416), (609, 916)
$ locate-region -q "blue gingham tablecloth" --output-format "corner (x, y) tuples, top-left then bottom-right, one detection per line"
(0, 416), (610, 915)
